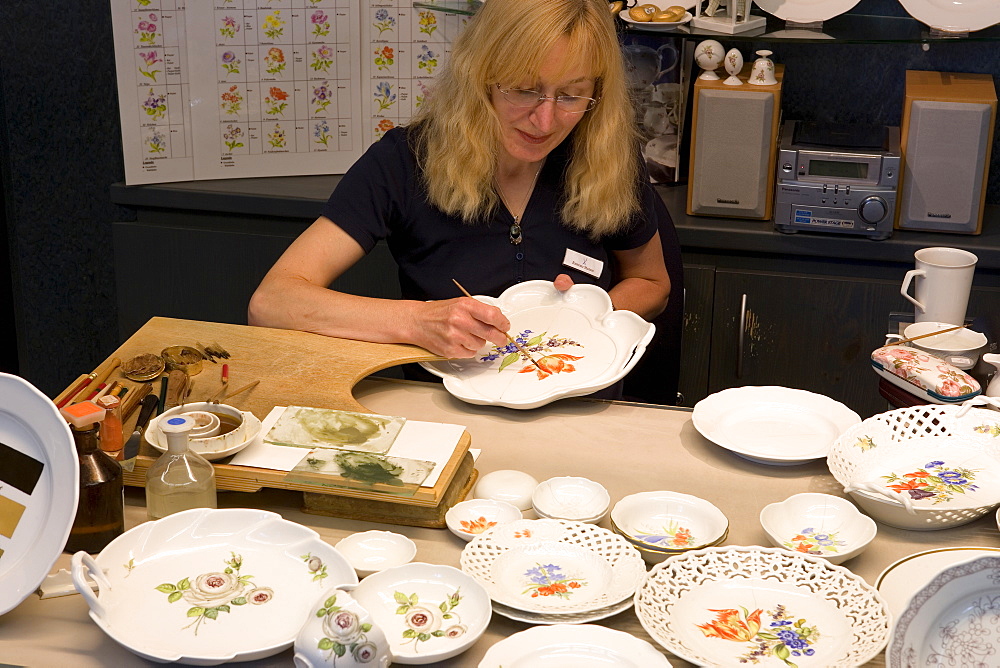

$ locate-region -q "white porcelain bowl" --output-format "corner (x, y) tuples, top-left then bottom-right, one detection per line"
(445, 499), (522, 541)
(473, 469), (538, 511)
(899, 321), (988, 370)
(335, 531), (416, 578)
(531, 476), (611, 523)
(610, 491), (728, 554)
(346, 563), (492, 665)
(759, 493), (877, 565)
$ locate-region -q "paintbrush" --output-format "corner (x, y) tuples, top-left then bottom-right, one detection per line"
(452, 278), (544, 372)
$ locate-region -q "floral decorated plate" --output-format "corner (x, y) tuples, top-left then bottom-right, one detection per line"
(460, 519), (645, 615)
(419, 281), (654, 410)
(875, 546), (1000, 619)
(692, 386), (861, 465)
(488, 594), (634, 625)
(0, 373), (78, 617)
(610, 490), (729, 553)
(70, 508), (357, 665)
(887, 555), (1000, 667)
(445, 498), (522, 542)
(636, 546), (889, 666)
(478, 624), (671, 667)
(346, 562), (492, 665)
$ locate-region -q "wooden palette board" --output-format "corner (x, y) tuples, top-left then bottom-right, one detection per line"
(98, 317), (472, 509)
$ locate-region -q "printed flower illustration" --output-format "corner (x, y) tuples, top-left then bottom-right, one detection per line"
(138, 50), (161, 82)
(220, 50), (241, 76)
(373, 8), (396, 34)
(481, 330), (585, 378)
(374, 118), (394, 139)
(136, 13), (158, 44)
(154, 553), (272, 635)
(521, 563), (586, 599)
(264, 47), (286, 76)
(267, 124), (287, 149)
(783, 527), (846, 555)
(312, 45), (334, 72)
(459, 516), (497, 534)
(373, 46), (394, 71)
(264, 86), (289, 116)
(698, 605), (819, 666)
(418, 10), (438, 35)
(373, 81), (396, 111)
(262, 11), (285, 40)
(415, 80), (430, 110)
(636, 521), (695, 548)
(882, 460), (981, 503)
(395, 590), (464, 651)
(222, 124), (244, 151)
(312, 81), (332, 114)
(141, 88), (167, 120)
(219, 15), (239, 40)
(220, 85), (243, 116)
(311, 10), (330, 37)
(314, 120), (332, 146)
(416, 45), (438, 75)
(145, 128), (166, 154)
(314, 593), (377, 662)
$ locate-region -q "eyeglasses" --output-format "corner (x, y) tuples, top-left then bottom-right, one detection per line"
(495, 84), (598, 113)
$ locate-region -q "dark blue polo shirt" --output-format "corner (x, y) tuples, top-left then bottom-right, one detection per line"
(322, 126), (661, 301)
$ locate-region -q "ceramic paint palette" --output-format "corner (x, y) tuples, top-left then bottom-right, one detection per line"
(420, 281), (654, 409)
(264, 406), (405, 454)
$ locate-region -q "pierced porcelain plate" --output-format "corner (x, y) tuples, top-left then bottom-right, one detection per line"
(420, 281), (654, 409)
(635, 546), (890, 667)
(70, 508), (358, 665)
(692, 386), (861, 464)
(478, 624), (671, 667)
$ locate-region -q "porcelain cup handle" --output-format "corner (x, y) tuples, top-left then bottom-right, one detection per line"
(70, 551), (110, 619)
(844, 480), (916, 515)
(900, 269), (926, 311)
(883, 333), (903, 346)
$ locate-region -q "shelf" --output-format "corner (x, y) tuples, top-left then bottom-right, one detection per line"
(415, 2), (1000, 44)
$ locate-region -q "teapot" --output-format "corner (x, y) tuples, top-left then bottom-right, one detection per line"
(623, 43), (679, 90)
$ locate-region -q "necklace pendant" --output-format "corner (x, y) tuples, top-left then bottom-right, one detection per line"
(509, 222), (522, 245)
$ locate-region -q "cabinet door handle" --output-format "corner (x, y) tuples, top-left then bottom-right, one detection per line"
(737, 293), (747, 379)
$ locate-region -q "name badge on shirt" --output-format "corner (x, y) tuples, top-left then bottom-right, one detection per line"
(562, 249), (604, 279)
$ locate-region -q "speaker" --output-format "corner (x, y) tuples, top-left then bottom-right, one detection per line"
(687, 65), (783, 220)
(896, 70), (997, 234)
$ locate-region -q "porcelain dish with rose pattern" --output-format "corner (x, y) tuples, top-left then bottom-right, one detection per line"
(420, 281), (654, 409)
(635, 545), (890, 667)
(69, 508), (358, 665)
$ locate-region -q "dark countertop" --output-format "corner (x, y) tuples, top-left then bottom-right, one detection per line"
(110, 177), (1000, 270)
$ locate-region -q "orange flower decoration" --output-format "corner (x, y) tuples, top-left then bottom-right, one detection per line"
(518, 353), (584, 380)
(697, 608), (762, 643)
(459, 516), (496, 534)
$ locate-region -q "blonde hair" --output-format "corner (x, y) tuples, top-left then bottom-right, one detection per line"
(411, 0), (640, 239)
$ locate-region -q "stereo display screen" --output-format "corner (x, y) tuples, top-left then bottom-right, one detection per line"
(808, 159), (869, 179)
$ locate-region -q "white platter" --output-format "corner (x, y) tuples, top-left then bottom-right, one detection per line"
(899, 0), (1000, 33)
(755, 0), (861, 23)
(635, 546), (890, 667)
(875, 546), (1000, 619)
(619, 10), (693, 29)
(0, 373), (78, 616)
(478, 624), (671, 667)
(420, 281), (654, 410)
(692, 386), (861, 464)
(460, 519), (645, 615)
(70, 508), (358, 665)
(489, 594), (634, 625)
(887, 555), (1000, 667)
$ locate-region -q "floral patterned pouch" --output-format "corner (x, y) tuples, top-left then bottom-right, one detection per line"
(870, 345), (981, 403)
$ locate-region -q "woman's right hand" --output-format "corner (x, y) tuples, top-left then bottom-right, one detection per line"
(409, 297), (511, 359)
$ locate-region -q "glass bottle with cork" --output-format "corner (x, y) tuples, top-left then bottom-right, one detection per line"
(145, 415), (217, 520)
(61, 400), (125, 553)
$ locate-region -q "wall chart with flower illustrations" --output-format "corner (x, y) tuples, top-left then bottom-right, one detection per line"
(110, 0), (468, 184)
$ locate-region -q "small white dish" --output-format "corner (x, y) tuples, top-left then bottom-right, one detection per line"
(875, 546), (1000, 619)
(478, 623), (672, 667)
(531, 476), (610, 523)
(610, 490), (728, 553)
(335, 531), (416, 578)
(347, 563), (492, 665)
(759, 492), (876, 565)
(473, 469), (538, 510)
(145, 401), (262, 461)
(294, 585), (391, 668)
(445, 499), (522, 541)
(693, 386), (861, 465)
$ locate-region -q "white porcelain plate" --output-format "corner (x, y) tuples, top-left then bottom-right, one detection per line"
(420, 281), (654, 410)
(755, 0), (861, 23)
(692, 386), (861, 464)
(876, 546), (1000, 620)
(888, 555), (1000, 667)
(0, 373), (78, 616)
(636, 546), (890, 667)
(619, 10), (693, 29)
(479, 624), (671, 667)
(899, 0), (1000, 33)
(70, 508), (358, 665)
(489, 594), (634, 625)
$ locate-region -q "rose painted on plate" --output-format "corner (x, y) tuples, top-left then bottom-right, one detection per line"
(395, 589), (464, 651)
(314, 592), (377, 663)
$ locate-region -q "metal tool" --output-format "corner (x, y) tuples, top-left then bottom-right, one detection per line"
(121, 394), (160, 472)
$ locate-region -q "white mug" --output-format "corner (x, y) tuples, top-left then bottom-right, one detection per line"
(900, 247), (977, 325)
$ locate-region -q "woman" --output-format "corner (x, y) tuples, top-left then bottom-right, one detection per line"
(248, 0), (673, 361)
